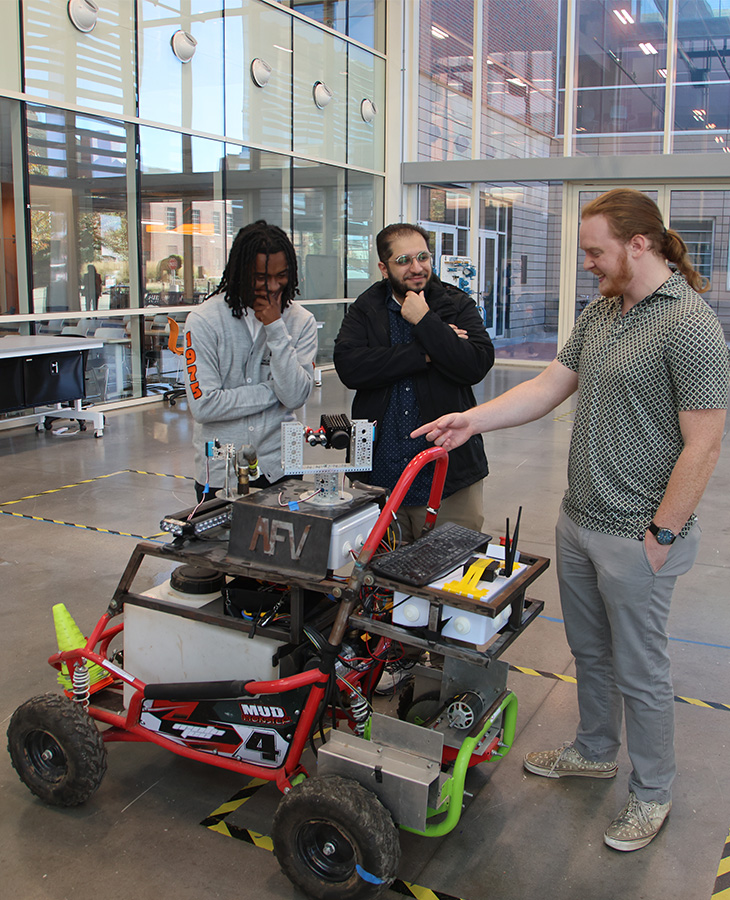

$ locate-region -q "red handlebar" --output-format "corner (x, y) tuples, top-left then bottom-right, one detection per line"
(356, 446), (449, 566)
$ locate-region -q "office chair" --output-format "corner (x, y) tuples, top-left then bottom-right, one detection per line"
(163, 317), (187, 406)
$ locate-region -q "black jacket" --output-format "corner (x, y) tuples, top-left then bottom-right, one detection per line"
(333, 276), (495, 496)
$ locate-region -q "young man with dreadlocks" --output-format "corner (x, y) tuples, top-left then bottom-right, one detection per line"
(184, 220), (317, 500)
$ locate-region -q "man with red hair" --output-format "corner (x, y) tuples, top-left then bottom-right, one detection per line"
(413, 190), (729, 852)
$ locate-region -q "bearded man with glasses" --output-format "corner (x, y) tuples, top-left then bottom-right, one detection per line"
(334, 223), (494, 543)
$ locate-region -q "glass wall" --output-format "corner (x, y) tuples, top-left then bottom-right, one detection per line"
(669, 188), (730, 339)
(482, 0), (559, 159)
(673, 5), (730, 154)
(0, 0), (386, 408)
(26, 105), (133, 317)
(417, 0), (474, 161)
(22, 0), (136, 118)
(0, 99), (20, 319)
(287, 0), (385, 52)
(139, 128), (226, 308)
(570, 0), (667, 156)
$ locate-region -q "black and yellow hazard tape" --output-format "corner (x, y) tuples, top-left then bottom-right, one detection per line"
(0, 508), (151, 539)
(201, 779), (466, 900)
(0, 468), (194, 540)
(126, 469), (194, 481)
(0, 471), (128, 506)
(508, 664), (730, 713)
(390, 880), (466, 900)
(712, 828), (730, 899)
(510, 664), (576, 684)
(0, 467), (194, 508)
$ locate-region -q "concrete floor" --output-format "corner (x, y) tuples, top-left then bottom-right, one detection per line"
(1, 365), (728, 900)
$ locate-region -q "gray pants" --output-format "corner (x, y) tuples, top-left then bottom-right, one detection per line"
(556, 508), (700, 804)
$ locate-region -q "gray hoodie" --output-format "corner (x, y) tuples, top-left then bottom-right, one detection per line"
(183, 294), (318, 488)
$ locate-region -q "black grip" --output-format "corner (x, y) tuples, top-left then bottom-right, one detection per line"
(143, 679), (253, 701)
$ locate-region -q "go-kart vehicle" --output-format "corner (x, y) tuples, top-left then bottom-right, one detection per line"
(7, 445), (547, 899)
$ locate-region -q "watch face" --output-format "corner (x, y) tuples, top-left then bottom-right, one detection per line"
(656, 528), (675, 545)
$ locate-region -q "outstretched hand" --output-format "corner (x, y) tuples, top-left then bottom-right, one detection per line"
(410, 411), (473, 450)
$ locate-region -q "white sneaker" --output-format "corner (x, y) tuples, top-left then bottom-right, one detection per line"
(604, 792), (671, 851)
(524, 742), (618, 779)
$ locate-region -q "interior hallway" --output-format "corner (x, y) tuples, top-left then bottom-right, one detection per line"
(1, 364), (728, 900)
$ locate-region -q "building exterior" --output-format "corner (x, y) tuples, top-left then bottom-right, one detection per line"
(1, 0), (728, 408)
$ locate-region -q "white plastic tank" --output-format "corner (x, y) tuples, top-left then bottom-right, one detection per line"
(123, 565), (285, 706)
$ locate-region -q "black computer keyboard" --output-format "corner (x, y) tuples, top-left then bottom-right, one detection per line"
(370, 521), (491, 587)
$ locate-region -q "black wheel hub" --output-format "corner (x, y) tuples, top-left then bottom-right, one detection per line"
(297, 820), (355, 882)
(25, 729), (67, 782)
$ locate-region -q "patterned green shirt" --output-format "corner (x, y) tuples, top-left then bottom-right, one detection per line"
(557, 271), (729, 540)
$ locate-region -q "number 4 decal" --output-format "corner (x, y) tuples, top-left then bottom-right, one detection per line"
(244, 730), (278, 761)
(232, 725), (289, 766)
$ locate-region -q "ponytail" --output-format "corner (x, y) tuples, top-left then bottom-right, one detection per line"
(661, 228), (709, 294)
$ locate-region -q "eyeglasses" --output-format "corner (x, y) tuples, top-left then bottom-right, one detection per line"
(391, 251), (432, 267)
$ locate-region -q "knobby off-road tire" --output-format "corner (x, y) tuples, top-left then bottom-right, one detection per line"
(7, 693), (107, 807)
(271, 774), (400, 900)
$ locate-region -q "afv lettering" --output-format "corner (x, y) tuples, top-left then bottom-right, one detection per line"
(249, 516), (311, 559)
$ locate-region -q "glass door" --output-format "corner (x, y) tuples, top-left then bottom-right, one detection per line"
(479, 231), (500, 338)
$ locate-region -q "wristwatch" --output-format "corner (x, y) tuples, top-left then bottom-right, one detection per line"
(648, 522), (676, 545)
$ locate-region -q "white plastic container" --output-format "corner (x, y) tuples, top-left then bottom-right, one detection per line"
(123, 565), (284, 706)
(392, 548), (525, 648)
(327, 502), (380, 571)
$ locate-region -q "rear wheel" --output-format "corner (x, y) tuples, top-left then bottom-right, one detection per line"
(7, 693), (107, 806)
(272, 775), (400, 900)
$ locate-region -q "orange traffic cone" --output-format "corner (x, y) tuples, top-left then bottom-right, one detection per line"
(52, 603), (110, 690)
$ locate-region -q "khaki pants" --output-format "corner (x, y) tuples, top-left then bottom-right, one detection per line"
(393, 479), (485, 544)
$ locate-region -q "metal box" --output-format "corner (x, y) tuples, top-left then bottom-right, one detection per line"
(318, 713), (443, 832)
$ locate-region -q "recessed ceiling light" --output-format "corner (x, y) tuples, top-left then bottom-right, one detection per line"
(171, 30), (197, 63)
(67, 0), (99, 33)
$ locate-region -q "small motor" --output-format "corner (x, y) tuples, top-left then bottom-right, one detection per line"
(446, 691), (486, 730)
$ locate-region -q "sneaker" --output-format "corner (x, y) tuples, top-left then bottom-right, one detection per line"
(523, 742), (618, 779)
(374, 660), (414, 695)
(604, 793), (671, 851)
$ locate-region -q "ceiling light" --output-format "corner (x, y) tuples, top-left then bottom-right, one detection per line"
(360, 98), (377, 124)
(657, 68), (667, 78)
(313, 81), (333, 109)
(612, 8), (634, 24)
(431, 26), (449, 39)
(639, 42), (658, 55)
(67, 0), (99, 33)
(250, 58), (272, 88)
(171, 30), (197, 63)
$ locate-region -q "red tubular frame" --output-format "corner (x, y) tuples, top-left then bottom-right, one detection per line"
(356, 446), (448, 568)
(43, 446), (450, 794)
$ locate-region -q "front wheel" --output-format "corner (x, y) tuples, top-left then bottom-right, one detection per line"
(272, 775), (400, 900)
(7, 693), (107, 807)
